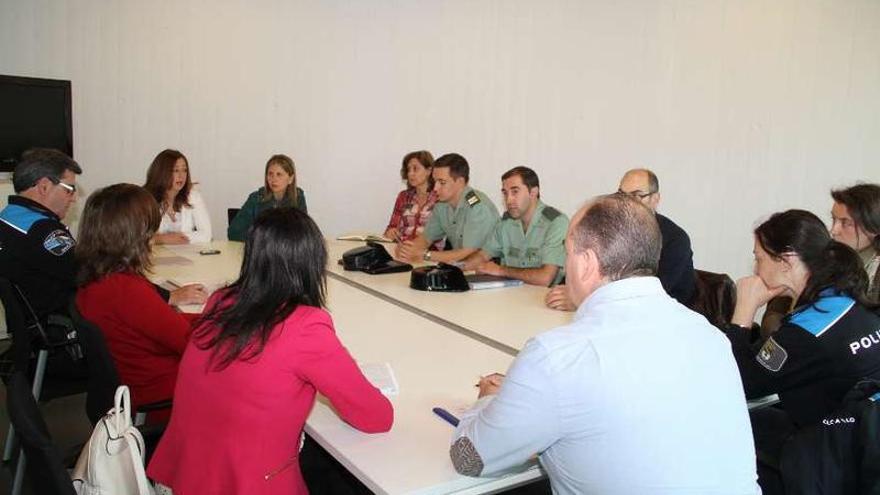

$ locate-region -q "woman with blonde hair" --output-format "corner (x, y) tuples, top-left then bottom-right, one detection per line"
(228, 154), (307, 241)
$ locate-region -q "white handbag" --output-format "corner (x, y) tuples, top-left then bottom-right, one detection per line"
(72, 385), (156, 495)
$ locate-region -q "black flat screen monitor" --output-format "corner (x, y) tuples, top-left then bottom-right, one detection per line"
(0, 75), (73, 173)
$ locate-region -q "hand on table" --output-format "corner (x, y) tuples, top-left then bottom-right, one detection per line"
(545, 285), (576, 312)
(395, 240), (423, 263)
(384, 228), (401, 243)
(169, 284), (208, 307)
(475, 261), (505, 277)
(476, 373), (505, 399)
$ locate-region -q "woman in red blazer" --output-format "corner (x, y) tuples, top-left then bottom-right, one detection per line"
(76, 183), (199, 419)
(147, 207), (394, 494)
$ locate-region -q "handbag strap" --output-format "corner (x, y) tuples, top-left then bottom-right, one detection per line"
(123, 429), (154, 495)
(113, 385), (133, 432)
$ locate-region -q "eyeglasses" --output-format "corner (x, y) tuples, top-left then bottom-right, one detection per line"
(49, 178), (77, 195)
(617, 188), (655, 199)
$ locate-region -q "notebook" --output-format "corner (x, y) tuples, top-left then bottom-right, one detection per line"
(466, 274), (524, 290)
(336, 233), (394, 243)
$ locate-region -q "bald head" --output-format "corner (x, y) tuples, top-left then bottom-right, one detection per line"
(618, 168), (660, 210)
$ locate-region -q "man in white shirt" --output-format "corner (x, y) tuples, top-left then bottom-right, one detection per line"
(450, 193), (760, 495)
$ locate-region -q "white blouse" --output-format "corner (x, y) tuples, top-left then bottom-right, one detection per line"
(158, 188), (212, 244)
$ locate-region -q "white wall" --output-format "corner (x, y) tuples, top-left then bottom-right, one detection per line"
(2, 0), (879, 280)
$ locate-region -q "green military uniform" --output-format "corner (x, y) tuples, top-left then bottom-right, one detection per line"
(423, 186), (500, 250)
(481, 201), (568, 285)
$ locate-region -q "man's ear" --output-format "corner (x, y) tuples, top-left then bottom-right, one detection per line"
(649, 192), (661, 210)
(530, 186), (540, 201)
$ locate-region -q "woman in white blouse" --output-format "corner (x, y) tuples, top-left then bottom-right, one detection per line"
(144, 149), (212, 244)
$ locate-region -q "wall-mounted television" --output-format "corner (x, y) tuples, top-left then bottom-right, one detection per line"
(0, 75), (73, 173)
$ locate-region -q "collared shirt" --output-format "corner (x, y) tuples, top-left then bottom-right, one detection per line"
(385, 188), (443, 249)
(423, 186), (499, 250)
(452, 277), (759, 495)
(481, 201), (568, 284)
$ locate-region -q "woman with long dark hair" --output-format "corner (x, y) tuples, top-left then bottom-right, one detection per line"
(144, 149), (212, 244)
(724, 209), (880, 492)
(831, 183), (880, 302)
(148, 207), (392, 494)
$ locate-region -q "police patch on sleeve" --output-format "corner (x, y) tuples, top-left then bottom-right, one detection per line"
(43, 230), (75, 256)
(465, 191), (481, 207)
(756, 336), (788, 372)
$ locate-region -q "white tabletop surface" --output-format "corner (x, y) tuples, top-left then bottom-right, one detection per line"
(149, 241), (544, 494)
(328, 239), (572, 354)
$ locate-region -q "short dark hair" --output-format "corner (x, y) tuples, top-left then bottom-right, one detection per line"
(13, 148), (82, 193)
(831, 183), (880, 253)
(755, 209), (875, 309)
(195, 207), (327, 370)
(400, 150), (435, 190)
(433, 153), (469, 182)
(571, 193), (661, 281)
(501, 166), (540, 190)
(76, 184), (161, 286)
(144, 149), (192, 212)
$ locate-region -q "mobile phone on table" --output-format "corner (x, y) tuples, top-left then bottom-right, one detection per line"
(199, 249), (221, 255)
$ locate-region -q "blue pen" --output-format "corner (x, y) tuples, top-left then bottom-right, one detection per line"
(432, 407), (459, 427)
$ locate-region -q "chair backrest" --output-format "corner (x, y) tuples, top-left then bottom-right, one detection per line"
(68, 299), (122, 425)
(227, 208), (241, 228)
(6, 371), (77, 495)
(0, 277), (38, 372)
(688, 269), (736, 328)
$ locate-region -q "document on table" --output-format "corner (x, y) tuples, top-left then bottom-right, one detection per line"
(337, 232), (394, 243)
(359, 362), (399, 396)
(466, 274), (524, 290)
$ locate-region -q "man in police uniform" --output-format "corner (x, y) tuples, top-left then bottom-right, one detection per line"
(461, 166), (568, 286)
(0, 149), (206, 323)
(0, 149), (81, 320)
(396, 153), (500, 264)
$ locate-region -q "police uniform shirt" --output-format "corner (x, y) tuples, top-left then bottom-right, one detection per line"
(724, 290), (880, 426)
(423, 186), (500, 250)
(451, 277), (759, 495)
(0, 195), (77, 318)
(481, 201), (568, 283)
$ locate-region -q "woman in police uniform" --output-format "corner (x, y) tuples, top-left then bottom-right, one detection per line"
(724, 209), (880, 493)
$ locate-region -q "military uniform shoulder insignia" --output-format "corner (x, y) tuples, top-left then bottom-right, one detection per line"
(756, 336), (788, 372)
(43, 229), (75, 256)
(542, 206), (562, 221)
(465, 191), (481, 207)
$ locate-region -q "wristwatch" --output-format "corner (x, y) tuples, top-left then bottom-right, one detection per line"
(423, 250), (432, 262)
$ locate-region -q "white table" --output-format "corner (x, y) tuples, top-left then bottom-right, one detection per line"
(150, 241), (544, 494)
(327, 239), (572, 355)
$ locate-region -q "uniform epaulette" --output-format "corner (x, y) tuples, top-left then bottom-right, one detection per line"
(465, 191), (481, 207)
(542, 206), (562, 221)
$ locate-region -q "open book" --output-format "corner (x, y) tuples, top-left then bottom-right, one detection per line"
(466, 274), (524, 290)
(336, 233), (394, 243)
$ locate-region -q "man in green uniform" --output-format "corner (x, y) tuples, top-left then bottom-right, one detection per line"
(461, 166), (568, 286)
(396, 153), (500, 264)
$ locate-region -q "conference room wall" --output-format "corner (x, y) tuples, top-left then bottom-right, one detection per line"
(1, 0), (878, 281)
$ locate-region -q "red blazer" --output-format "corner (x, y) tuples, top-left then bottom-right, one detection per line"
(76, 272), (195, 411)
(147, 295), (393, 495)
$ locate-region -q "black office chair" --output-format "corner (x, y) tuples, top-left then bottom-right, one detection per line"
(6, 371), (77, 495)
(68, 300), (172, 426)
(227, 207), (241, 228)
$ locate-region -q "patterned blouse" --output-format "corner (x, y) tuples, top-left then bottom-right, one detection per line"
(386, 189), (443, 249)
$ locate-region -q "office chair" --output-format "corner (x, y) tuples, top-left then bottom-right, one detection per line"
(6, 371), (77, 495)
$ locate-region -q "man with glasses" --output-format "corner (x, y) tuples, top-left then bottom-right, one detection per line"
(0, 148), (82, 320)
(546, 168), (695, 309)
